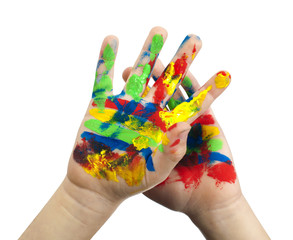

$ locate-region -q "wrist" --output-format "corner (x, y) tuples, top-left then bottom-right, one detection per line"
(20, 176), (121, 240)
(188, 194), (270, 240)
(62, 175), (122, 228)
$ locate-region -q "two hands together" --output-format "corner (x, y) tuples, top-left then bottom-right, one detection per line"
(20, 27), (269, 240)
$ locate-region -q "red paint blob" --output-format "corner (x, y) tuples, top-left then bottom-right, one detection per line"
(174, 55), (188, 75)
(207, 163), (236, 187)
(191, 114), (215, 126)
(176, 164), (205, 189)
(153, 78), (166, 104)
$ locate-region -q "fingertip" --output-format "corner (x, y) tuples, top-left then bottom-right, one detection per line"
(122, 67), (132, 81)
(150, 26), (168, 41)
(214, 70), (232, 89)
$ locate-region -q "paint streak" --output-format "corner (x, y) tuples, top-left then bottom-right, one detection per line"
(160, 85), (212, 128)
(170, 139), (180, 147)
(215, 71), (231, 89)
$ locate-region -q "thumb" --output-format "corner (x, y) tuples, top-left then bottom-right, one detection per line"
(152, 122), (191, 179)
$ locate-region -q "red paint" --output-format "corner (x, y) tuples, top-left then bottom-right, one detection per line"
(153, 78), (166, 104)
(191, 114), (215, 126)
(92, 101), (97, 107)
(207, 163), (236, 187)
(168, 123), (178, 131)
(174, 54), (188, 75)
(152, 55), (188, 104)
(170, 139), (180, 147)
(217, 71), (231, 79)
(192, 44), (196, 55)
(176, 163), (205, 189)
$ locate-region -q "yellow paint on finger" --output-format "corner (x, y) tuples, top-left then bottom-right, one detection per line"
(160, 85), (212, 128)
(141, 86), (150, 98)
(215, 71), (231, 89)
(163, 62), (182, 96)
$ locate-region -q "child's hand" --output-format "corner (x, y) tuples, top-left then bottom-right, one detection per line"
(67, 27), (230, 205)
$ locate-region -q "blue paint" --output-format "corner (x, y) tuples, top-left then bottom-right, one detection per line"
(198, 152), (231, 164)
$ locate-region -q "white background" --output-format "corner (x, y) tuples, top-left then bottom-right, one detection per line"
(1, 0), (292, 239)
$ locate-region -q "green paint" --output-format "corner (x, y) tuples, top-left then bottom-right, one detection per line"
(92, 44), (116, 110)
(126, 63), (151, 102)
(84, 119), (157, 147)
(158, 144), (164, 152)
(150, 34), (164, 61)
(168, 97), (181, 110)
(182, 76), (192, 88)
(93, 75), (113, 110)
(207, 138), (223, 152)
(103, 44), (116, 70)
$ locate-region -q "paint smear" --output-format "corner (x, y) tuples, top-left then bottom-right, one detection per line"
(162, 114), (236, 189)
(160, 85), (212, 128)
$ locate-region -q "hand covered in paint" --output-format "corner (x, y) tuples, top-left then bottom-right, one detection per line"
(123, 59), (242, 227)
(67, 27), (230, 205)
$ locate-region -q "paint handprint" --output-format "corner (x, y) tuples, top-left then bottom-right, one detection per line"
(71, 28), (230, 189)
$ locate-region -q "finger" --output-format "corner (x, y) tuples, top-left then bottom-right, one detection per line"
(159, 71), (231, 128)
(145, 34), (202, 107)
(92, 36), (119, 109)
(149, 59), (187, 110)
(122, 26), (168, 102)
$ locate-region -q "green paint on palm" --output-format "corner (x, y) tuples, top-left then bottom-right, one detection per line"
(84, 119), (157, 147)
(126, 63), (151, 102)
(207, 138), (223, 152)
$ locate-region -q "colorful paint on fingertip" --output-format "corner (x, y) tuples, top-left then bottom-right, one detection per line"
(215, 71), (231, 89)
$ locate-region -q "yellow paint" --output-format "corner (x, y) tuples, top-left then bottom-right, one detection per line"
(82, 151), (146, 186)
(201, 125), (220, 140)
(84, 150), (119, 182)
(215, 71), (231, 89)
(163, 62), (182, 96)
(89, 108), (116, 122)
(162, 133), (170, 145)
(160, 85), (212, 128)
(132, 136), (149, 150)
(141, 86), (150, 98)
